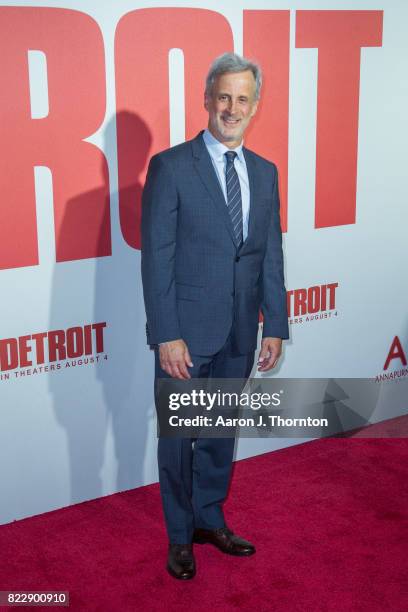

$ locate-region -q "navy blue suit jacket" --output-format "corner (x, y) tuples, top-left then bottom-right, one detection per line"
(141, 131), (289, 356)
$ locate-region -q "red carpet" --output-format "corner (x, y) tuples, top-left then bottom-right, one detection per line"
(1, 417), (408, 611)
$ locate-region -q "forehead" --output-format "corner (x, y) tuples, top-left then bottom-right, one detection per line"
(212, 70), (256, 94)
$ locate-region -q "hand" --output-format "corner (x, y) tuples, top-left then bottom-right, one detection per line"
(257, 337), (282, 372)
(159, 339), (194, 379)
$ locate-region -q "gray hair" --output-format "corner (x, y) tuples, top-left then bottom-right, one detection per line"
(205, 52), (262, 100)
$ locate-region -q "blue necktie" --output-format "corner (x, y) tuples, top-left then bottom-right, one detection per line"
(225, 151), (243, 246)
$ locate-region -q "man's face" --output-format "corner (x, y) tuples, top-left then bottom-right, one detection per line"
(204, 70), (259, 147)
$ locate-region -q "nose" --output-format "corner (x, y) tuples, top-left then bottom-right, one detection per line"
(228, 98), (238, 115)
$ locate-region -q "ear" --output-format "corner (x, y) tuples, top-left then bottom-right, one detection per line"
(204, 93), (210, 111)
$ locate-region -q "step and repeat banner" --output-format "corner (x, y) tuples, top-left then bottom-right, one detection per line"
(1, 0), (407, 524)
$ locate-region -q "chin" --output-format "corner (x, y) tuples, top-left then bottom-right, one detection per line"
(218, 126), (240, 140)
(221, 133), (237, 141)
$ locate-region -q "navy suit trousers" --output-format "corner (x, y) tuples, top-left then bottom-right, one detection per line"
(154, 332), (255, 544)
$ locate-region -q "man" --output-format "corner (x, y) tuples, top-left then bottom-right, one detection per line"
(141, 52), (289, 579)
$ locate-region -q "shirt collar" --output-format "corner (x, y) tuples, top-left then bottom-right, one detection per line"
(203, 128), (245, 163)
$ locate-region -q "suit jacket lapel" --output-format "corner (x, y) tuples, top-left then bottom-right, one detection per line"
(241, 147), (260, 253)
(191, 132), (239, 248)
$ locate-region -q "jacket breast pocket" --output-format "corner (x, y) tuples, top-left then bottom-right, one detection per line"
(175, 282), (203, 302)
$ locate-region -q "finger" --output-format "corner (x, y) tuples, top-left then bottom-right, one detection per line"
(173, 361), (191, 380)
(178, 361), (191, 380)
(169, 364), (183, 379)
(160, 360), (170, 375)
(257, 355), (273, 371)
(257, 349), (270, 365)
(262, 360), (275, 371)
(262, 356), (279, 372)
(184, 348), (194, 368)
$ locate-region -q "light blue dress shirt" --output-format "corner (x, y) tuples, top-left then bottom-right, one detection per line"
(202, 129), (250, 241)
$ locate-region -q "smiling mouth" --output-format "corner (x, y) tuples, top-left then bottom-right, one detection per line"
(222, 117), (240, 125)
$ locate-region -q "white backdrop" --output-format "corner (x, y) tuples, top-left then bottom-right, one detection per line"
(1, 0), (407, 525)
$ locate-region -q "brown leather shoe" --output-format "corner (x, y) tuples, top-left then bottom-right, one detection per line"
(167, 544), (196, 580)
(193, 527), (255, 556)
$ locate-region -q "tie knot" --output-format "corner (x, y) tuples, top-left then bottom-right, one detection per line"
(225, 151), (237, 164)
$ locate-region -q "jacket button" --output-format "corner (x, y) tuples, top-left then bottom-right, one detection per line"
(235, 256), (240, 262)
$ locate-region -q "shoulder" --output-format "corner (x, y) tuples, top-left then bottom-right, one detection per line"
(149, 138), (195, 168)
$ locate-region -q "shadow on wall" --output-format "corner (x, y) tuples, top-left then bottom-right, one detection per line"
(49, 111), (156, 505)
